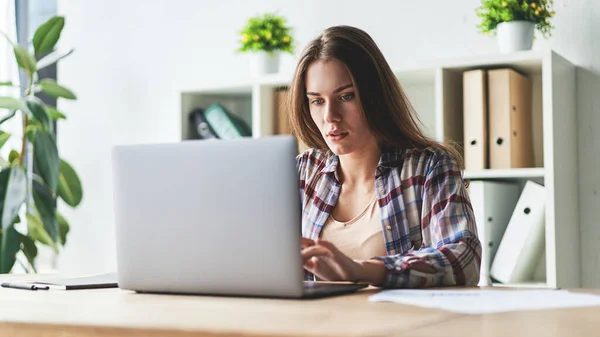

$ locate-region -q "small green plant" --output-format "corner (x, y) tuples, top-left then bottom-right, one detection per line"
(476, 0), (556, 38)
(0, 16), (83, 273)
(237, 13), (294, 54)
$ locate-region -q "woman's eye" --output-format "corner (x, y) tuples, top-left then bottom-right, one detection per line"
(310, 98), (324, 105)
(341, 93), (355, 101)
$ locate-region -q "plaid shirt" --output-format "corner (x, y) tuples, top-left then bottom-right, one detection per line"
(297, 146), (481, 288)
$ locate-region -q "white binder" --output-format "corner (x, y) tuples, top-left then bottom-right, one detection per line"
(468, 181), (520, 286)
(463, 69), (488, 170)
(490, 180), (546, 284)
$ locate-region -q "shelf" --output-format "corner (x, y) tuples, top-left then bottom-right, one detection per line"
(464, 168), (545, 180)
(181, 91), (253, 140)
(433, 50), (545, 76)
(178, 49), (580, 289)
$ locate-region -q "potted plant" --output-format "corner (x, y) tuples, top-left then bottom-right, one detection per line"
(476, 0), (556, 53)
(237, 12), (294, 76)
(0, 16), (83, 273)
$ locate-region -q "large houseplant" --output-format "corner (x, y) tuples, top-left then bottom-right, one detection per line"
(0, 15), (82, 273)
(237, 12), (294, 76)
(476, 0), (555, 53)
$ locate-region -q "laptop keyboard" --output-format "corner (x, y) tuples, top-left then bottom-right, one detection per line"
(302, 281), (367, 298)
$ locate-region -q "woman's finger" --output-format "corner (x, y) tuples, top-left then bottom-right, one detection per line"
(316, 239), (352, 263)
(305, 257), (338, 281)
(311, 239), (357, 281)
(301, 245), (331, 263)
(301, 237), (315, 248)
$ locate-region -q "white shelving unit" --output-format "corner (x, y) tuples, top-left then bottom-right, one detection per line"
(463, 167), (545, 180)
(180, 49), (579, 289)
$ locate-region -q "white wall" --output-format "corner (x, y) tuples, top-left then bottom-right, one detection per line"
(55, 0), (600, 286)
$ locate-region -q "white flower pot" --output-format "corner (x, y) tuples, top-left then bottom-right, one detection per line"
(497, 21), (535, 53)
(250, 51), (280, 77)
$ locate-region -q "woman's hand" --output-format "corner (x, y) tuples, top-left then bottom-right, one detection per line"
(301, 238), (387, 285)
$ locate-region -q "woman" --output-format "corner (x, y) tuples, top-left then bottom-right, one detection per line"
(290, 25), (481, 289)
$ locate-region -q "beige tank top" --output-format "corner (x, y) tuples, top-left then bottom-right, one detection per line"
(320, 192), (387, 261)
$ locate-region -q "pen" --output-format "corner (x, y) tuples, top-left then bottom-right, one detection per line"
(1, 282), (50, 291)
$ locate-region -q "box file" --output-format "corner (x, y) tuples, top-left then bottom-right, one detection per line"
(490, 181), (546, 284)
(487, 68), (534, 169)
(463, 69), (489, 170)
(468, 180), (520, 286)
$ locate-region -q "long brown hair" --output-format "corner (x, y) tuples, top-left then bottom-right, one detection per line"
(288, 25), (463, 169)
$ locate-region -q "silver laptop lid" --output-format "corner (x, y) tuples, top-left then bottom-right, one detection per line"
(111, 135), (304, 297)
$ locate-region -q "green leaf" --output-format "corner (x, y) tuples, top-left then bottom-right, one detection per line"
(32, 16), (65, 56)
(0, 31), (15, 47)
(32, 179), (58, 244)
(0, 97), (24, 110)
(34, 130), (59, 193)
(25, 124), (37, 144)
(0, 110), (17, 125)
(25, 97), (52, 131)
(57, 159), (82, 207)
(25, 211), (57, 252)
(57, 212), (69, 246)
(0, 166), (27, 273)
(37, 48), (74, 70)
(39, 79), (77, 100)
(18, 232), (38, 272)
(13, 45), (37, 75)
(0, 131), (10, 150)
(8, 150), (19, 165)
(1, 225), (21, 273)
(0, 166), (26, 229)
(0, 81), (13, 86)
(47, 107), (67, 120)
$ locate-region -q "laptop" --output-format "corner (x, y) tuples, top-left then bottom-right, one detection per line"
(111, 135), (367, 299)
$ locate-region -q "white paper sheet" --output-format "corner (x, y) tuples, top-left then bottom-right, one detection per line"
(368, 289), (600, 314)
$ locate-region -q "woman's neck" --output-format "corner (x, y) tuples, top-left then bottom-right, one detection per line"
(337, 141), (381, 186)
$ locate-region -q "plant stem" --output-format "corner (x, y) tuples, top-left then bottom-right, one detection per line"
(18, 74), (33, 167)
(18, 115), (28, 167)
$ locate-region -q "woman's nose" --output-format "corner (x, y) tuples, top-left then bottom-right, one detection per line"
(323, 102), (341, 123)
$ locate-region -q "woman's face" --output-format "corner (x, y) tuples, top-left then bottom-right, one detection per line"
(305, 59), (377, 155)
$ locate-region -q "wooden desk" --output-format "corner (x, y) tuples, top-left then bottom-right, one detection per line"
(404, 301), (600, 337)
(0, 275), (599, 337)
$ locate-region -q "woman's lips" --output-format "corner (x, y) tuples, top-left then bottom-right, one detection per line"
(327, 131), (349, 141)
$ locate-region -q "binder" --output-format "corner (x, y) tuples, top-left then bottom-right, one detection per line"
(488, 68), (534, 169)
(463, 69), (488, 170)
(274, 89), (291, 135)
(273, 88), (310, 153)
(203, 104), (252, 139)
(490, 180), (546, 284)
(189, 108), (219, 140)
(468, 180), (520, 286)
